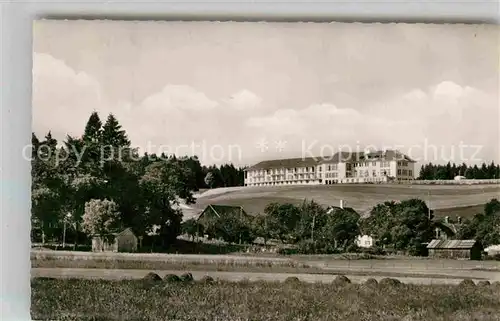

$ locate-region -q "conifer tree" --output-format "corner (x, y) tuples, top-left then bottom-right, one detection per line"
(101, 113), (130, 148)
(81, 112), (103, 174)
(82, 111), (102, 143)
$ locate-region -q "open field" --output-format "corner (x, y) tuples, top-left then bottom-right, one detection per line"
(31, 267), (495, 284)
(31, 251), (309, 268)
(32, 259), (321, 274)
(186, 184), (500, 219)
(31, 250), (500, 284)
(31, 278), (500, 321)
(32, 250), (500, 270)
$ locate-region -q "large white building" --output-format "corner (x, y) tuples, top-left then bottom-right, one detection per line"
(244, 150), (416, 186)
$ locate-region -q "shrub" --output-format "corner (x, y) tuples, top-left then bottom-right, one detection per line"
(364, 278), (378, 286)
(484, 254), (500, 261)
(143, 272), (162, 282)
(345, 243), (361, 253)
(459, 279), (475, 287)
(364, 246), (386, 256)
(164, 274), (181, 283)
(296, 240), (317, 254)
(180, 272), (194, 282)
(332, 275), (351, 286)
(379, 278), (401, 287)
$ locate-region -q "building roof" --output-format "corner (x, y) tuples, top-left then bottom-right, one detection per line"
(245, 157), (322, 171)
(115, 227), (135, 237)
(320, 150), (416, 164)
(440, 222), (459, 235)
(92, 227), (135, 238)
(197, 204), (248, 220)
(326, 206), (356, 214)
(320, 151), (360, 164)
(426, 239), (478, 249)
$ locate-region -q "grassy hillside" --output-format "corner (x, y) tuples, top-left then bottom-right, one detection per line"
(186, 184), (499, 219)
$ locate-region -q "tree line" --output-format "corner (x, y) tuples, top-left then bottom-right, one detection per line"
(183, 198), (500, 256)
(31, 111), (245, 247)
(418, 162), (500, 180)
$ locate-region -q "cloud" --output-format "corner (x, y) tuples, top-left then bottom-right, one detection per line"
(141, 85), (219, 112)
(119, 87), (264, 163)
(243, 80), (498, 163)
(380, 81), (495, 128)
(33, 53), (100, 89)
(224, 89), (262, 110)
(33, 57), (498, 167)
(33, 53), (105, 138)
(245, 103), (373, 143)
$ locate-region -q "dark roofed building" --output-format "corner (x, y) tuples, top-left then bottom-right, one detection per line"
(197, 204), (249, 223)
(245, 157), (322, 171)
(426, 239), (483, 260)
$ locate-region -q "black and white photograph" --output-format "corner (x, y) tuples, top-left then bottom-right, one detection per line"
(30, 20), (500, 320)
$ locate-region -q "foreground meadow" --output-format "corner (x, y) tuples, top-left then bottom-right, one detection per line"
(32, 277), (500, 321)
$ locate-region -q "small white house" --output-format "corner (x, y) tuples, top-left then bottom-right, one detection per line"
(356, 235), (374, 248)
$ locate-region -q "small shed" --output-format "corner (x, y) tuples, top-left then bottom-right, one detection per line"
(91, 228), (138, 253)
(426, 239), (482, 260)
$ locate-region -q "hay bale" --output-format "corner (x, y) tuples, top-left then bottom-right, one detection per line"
(180, 272), (194, 282)
(284, 276), (301, 284)
(143, 272), (162, 282)
(164, 274), (181, 283)
(364, 278), (379, 286)
(477, 280), (491, 287)
(459, 279), (476, 287)
(332, 275), (351, 286)
(200, 275), (215, 284)
(379, 278), (401, 287)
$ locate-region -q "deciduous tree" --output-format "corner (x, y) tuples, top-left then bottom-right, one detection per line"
(81, 199), (122, 240)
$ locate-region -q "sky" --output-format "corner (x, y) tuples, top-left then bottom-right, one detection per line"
(33, 20), (499, 167)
